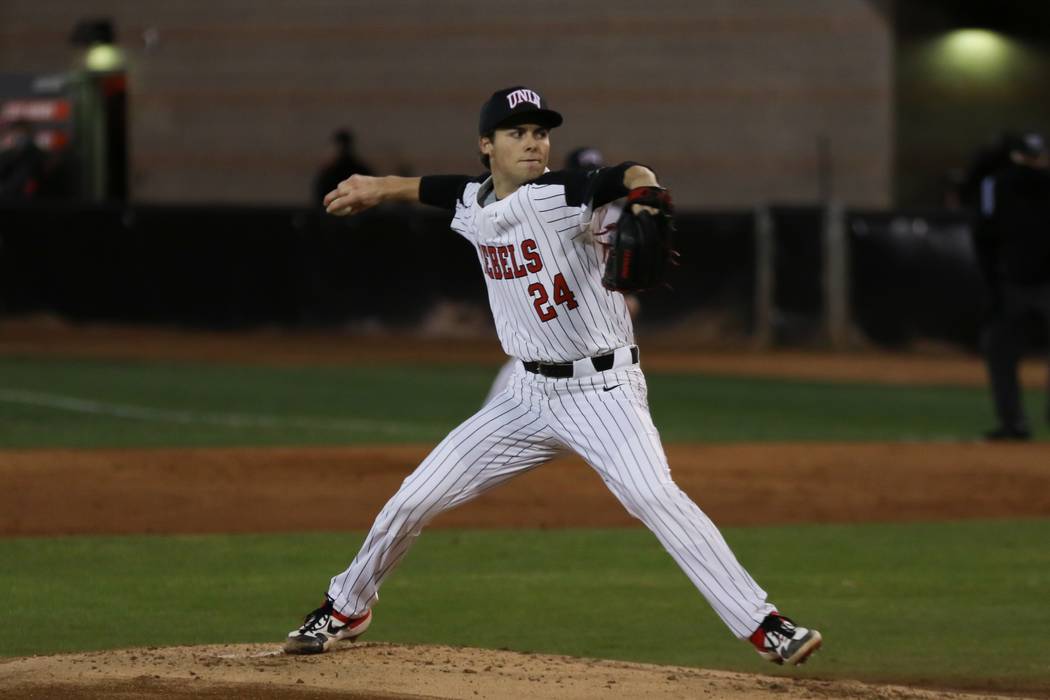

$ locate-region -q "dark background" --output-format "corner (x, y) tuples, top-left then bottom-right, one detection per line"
(0, 202), (999, 349)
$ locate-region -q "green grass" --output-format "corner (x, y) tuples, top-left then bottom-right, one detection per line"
(0, 356), (1044, 447)
(2, 521), (1049, 692)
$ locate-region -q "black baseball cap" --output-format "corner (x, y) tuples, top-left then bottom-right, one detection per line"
(479, 86), (563, 135)
(1008, 131), (1047, 157)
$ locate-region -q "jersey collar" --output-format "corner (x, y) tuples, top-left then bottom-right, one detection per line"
(476, 169), (552, 207)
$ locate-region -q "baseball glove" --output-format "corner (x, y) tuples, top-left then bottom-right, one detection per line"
(601, 186), (676, 292)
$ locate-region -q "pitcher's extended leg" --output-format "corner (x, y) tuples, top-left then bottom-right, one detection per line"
(329, 386), (559, 617)
(549, 370), (773, 638)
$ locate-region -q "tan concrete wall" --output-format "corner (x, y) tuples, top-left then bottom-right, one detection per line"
(0, 0), (892, 208)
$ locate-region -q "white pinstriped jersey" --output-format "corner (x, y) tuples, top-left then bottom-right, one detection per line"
(449, 174), (630, 363)
(325, 163), (784, 643)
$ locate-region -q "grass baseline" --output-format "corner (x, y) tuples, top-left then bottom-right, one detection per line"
(1, 520), (1048, 694)
(0, 356), (1046, 447)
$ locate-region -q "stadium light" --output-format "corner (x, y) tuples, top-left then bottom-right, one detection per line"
(930, 29), (1016, 77)
(69, 17), (125, 72)
(84, 44), (125, 72)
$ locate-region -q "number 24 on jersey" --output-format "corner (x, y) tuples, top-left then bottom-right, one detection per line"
(528, 273), (578, 322)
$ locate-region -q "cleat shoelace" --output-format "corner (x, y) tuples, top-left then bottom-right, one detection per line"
(298, 604), (333, 634)
(760, 615), (797, 652)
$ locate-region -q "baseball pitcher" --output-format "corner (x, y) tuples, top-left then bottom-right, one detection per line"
(285, 86), (822, 667)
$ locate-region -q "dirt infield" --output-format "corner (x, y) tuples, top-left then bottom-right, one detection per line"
(3, 443), (1050, 536)
(2, 320), (1048, 698)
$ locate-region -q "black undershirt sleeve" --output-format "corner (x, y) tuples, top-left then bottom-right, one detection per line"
(554, 161), (641, 207)
(586, 161), (648, 207)
(418, 175), (474, 211)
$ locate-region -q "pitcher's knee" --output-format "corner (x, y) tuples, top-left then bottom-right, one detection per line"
(622, 485), (687, 520)
(399, 491), (454, 525)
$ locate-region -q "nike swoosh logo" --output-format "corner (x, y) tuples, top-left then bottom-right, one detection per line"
(602, 385), (621, 392)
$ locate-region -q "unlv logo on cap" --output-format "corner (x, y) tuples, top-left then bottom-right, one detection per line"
(506, 88), (541, 110)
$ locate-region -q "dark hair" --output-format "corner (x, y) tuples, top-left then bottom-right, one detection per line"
(479, 132), (492, 170)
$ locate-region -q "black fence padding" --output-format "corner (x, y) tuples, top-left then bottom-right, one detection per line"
(0, 203), (758, 332)
(771, 206), (824, 317)
(642, 211), (756, 324)
(0, 202), (1023, 351)
(2, 204), (305, 326)
(848, 210), (987, 348)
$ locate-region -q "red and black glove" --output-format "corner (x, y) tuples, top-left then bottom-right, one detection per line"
(601, 186), (676, 292)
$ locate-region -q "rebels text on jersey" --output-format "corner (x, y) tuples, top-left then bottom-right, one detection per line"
(419, 164), (637, 363)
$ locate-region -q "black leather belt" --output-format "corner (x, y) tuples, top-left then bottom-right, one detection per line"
(522, 347), (639, 378)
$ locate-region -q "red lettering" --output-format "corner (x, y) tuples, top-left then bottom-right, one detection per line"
(528, 282), (556, 321)
(478, 244), (494, 278)
(526, 274), (579, 321)
(488, 247), (503, 279)
(552, 273), (578, 310)
(506, 244), (527, 278)
(521, 239), (542, 273)
(497, 246), (516, 279)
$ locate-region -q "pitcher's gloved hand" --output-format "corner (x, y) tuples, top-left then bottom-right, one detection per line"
(601, 186), (676, 292)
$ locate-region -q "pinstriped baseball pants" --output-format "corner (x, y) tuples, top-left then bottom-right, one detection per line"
(328, 363), (775, 638)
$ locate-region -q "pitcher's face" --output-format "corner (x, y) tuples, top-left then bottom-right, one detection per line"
(481, 123), (550, 187)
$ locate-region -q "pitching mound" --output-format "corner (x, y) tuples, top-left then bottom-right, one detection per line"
(0, 642), (1026, 700)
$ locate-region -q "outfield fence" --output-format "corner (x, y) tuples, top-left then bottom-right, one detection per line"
(0, 202), (1017, 351)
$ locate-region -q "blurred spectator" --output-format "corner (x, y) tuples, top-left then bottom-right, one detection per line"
(313, 128), (374, 206)
(958, 131), (1018, 211)
(565, 146), (605, 171)
(975, 131), (1050, 441)
(0, 120), (47, 201)
(940, 168), (964, 210)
